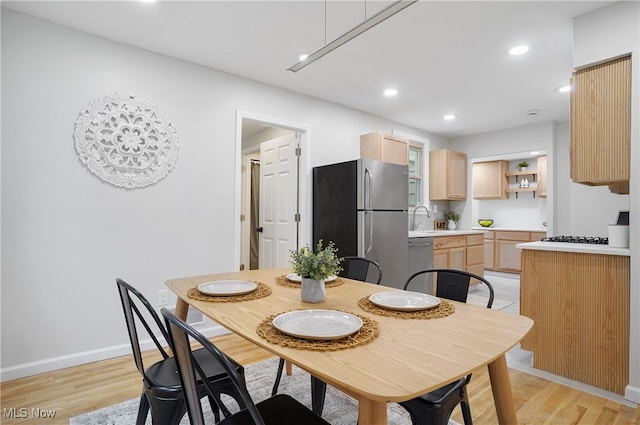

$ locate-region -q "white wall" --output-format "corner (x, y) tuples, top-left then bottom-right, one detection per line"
(0, 9), (448, 380)
(448, 121), (555, 233)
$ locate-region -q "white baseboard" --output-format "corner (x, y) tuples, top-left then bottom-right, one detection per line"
(0, 324), (229, 382)
(625, 384), (640, 404)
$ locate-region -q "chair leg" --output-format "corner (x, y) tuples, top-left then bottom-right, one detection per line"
(136, 393), (149, 425)
(311, 376), (327, 416)
(460, 398), (473, 425)
(271, 358), (286, 396)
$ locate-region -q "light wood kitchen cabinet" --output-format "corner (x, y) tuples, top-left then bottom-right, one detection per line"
(429, 149), (467, 200)
(433, 234), (484, 279)
(570, 55), (631, 192)
(536, 155), (547, 197)
(483, 231), (495, 270)
(472, 160), (508, 199)
(521, 249), (629, 394)
(360, 132), (409, 166)
(488, 230), (547, 273)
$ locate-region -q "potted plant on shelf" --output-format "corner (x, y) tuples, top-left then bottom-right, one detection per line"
(290, 240), (342, 303)
(518, 161), (529, 171)
(444, 210), (460, 230)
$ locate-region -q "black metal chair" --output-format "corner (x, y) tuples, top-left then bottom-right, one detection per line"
(116, 278), (246, 425)
(286, 256), (383, 415)
(399, 269), (495, 425)
(338, 256), (383, 284)
(161, 308), (332, 425)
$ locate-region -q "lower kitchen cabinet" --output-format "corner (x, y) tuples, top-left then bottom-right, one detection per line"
(433, 234), (484, 279)
(485, 230), (547, 273)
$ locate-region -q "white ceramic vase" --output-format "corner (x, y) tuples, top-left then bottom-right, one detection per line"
(448, 220), (457, 230)
(301, 278), (326, 303)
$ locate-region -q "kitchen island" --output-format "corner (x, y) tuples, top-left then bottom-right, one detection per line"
(518, 241), (630, 394)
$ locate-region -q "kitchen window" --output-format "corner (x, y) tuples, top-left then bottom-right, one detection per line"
(408, 143), (423, 207)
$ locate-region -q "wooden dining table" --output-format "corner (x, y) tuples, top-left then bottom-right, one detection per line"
(166, 268), (533, 425)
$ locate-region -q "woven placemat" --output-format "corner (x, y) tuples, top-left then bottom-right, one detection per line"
(357, 296), (455, 319)
(187, 281), (271, 302)
(256, 310), (379, 351)
(275, 275), (345, 289)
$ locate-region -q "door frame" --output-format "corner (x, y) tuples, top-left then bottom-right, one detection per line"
(234, 110), (311, 270)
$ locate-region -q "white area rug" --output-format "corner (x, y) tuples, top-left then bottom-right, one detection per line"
(69, 358), (461, 425)
(466, 293), (512, 310)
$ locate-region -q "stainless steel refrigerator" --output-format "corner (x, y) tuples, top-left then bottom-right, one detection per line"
(312, 159), (408, 288)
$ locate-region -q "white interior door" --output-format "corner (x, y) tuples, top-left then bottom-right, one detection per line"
(259, 133), (299, 268)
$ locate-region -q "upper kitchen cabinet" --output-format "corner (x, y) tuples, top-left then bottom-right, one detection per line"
(429, 149), (467, 200)
(473, 160), (508, 199)
(537, 155), (547, 198)
(570, 55), (631, 193)
(360, 132), (409, 166)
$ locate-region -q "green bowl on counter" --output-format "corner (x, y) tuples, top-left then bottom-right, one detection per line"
(478, 219), (494, 227)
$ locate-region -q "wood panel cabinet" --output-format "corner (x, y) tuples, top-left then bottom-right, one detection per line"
(429, 149), (467, 200)
(472, 160), (508, 199)
(483, 231), (495, 270)
(570, 55), (631, 191)
(485, 230), (546, 273)
(360, 132), (409, 166)
(433, 234), (484, 279)
(521, 249), (629, 394)
(536, 155), (547, 197)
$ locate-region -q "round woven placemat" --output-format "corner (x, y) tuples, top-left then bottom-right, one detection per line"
(256, 310), (379, 351)
(275, 275), (345, 289)
(357, 296), (455, 319)
(187, 281), (271, 302)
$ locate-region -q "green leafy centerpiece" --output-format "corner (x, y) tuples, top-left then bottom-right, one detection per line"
(290, 240), (342, 303)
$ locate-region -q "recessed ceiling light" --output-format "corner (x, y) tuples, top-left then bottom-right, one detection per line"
(556, 85), (571, 93)
(138, 0), (158, 3)
(383, 88), (398, 97)
(298, 53), (309, 61)
(509, 45), (529, 55)
(527, 109), (540, 116)
(443, 114), (456, 121)
(530, 151), (540, 155)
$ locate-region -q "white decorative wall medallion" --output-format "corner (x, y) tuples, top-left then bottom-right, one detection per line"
(74, 93), (179, 189)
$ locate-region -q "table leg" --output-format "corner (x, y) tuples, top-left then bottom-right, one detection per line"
(357, 399), (387, 425)
(488, 354), (518, 424)
(175, 297), (190, 321)
(286, 360), (293, 375)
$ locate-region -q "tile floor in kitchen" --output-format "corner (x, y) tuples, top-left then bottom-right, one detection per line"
(482, 271), (637, 408)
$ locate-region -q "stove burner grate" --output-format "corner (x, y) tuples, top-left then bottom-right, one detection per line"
(541, 235), (609, 245)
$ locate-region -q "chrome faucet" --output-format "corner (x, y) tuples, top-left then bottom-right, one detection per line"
(411, 205), (432, 230)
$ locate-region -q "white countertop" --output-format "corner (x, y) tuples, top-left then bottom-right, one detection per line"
(471, 226), (547, 232)
(517, 241), (631, 256)
(409, 229), (485, 238)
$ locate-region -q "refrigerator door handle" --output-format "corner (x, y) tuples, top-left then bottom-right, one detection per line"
(364, 167), (372, 210)
(364, 211), (373, 254)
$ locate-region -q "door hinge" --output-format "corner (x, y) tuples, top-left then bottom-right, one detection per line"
(240, 214), (245, 222)
(295, 147), (301, 156)
(294, 213), (301, 222)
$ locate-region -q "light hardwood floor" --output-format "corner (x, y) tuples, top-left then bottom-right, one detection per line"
(1, 333), (638, 424)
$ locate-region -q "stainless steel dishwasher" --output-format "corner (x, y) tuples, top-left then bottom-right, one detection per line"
(408, 237), (434, 294)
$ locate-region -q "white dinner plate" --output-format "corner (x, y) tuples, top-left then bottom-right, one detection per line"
(272, 310), (363, 341)
(197, 280), (257, 296)
(286, 274), (337, 283)
(369, 291), (441, 311)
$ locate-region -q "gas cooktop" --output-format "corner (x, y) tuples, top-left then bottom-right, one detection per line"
(541, 236), (609, 245)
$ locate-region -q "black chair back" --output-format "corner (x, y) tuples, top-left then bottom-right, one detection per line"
(161, 308), (265, 425)
(116, 278), (171, 377)
(338, 256), (382, 284)
(404, 268), (494, 308)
